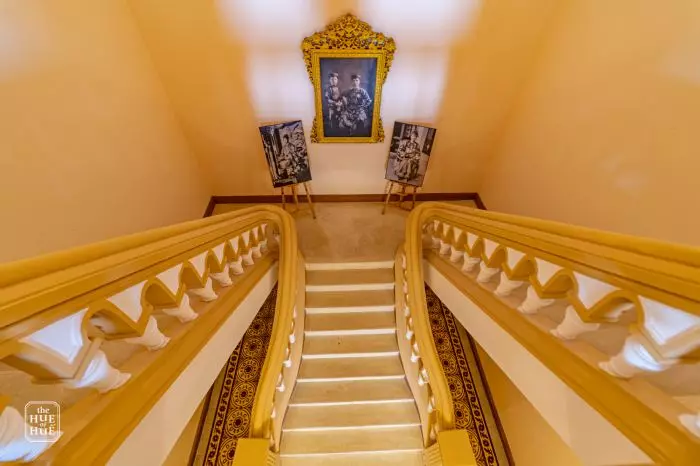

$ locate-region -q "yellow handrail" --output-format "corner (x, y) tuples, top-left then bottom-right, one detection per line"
(0, 205), (299, 464)
(404, 202), (700, 464)
(404, 204), (455, 432)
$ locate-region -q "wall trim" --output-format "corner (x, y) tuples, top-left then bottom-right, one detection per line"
(203, 192), (486, 217)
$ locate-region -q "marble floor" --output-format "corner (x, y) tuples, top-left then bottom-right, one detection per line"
(212, 201), (477, 263)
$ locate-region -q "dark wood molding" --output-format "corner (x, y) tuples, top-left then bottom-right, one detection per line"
(204, 192), (487, 217)
(202, 197), (217, 218)
(465, 333), (516, 465)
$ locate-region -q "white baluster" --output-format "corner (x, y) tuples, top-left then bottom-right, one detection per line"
(411, 342), (420, 363)
(189, 278), (218, 302)
(420, 367), (430, 383)
(124, 316), (170, 350)
(599, 333), (678, 379)
(551, 306), (601, 340)
(229, 257), (245, 275)
(283, 347), (292, 368)
(251, 242), (262, 259)
(517, 286), (555, 315)
(241, 249), (254, 266)
(427, 396), (436, 413)
(418, 372), (427, 386)
(439, 239), (451, 256)
(449, 245), (463, 263)
(494, 272), (526, 297)
(65, 351), (131, 393)
(276, 373), (286, 393)
(0, 406), (56, 461)
(476, 263), (500, 283)
(461, 256), (480, 273)
(680, 412), (700, 438)
(162, 294), (198, 322)
(19, 311), (131, 393)
(210, 265), (233, 287)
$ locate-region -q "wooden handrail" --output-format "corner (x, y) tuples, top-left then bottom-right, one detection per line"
(404, 202), (700, 464)
(0, 205), (300, 464)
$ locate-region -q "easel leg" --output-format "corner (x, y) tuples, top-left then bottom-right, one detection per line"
(412, 186), (417, 210)
(281, 187), (286, 211)
(292, 184), (300, 212)
(303, 182), (317, 219)
(399, 185), (407, 209)
(382, 181), (393, 215)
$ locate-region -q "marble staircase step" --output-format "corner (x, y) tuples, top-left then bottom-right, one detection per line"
(302, 333), (398, 359)
(305, 311), (395, 336)
(279, 425), (423, 455)
(306, 289), (395, 313)
(280, 450), (424, 466)
(290, 378), (413, 405)
(283, 402), (420, 431)
(298, 355), (404, 382)
(306, 268), (395, 292)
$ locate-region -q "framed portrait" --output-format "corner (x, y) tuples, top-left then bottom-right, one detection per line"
(258, 120), (312, 188)
(385, 122), (437, 187)
(302, 14), (396, 143)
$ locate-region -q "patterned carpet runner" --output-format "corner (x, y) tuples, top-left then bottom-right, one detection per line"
(192, 287), (277, 465)
(426, 286), (511, 466)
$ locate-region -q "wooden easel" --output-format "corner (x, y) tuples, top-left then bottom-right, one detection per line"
(281, 182), (317, 219)
(382, 181), (418, 214)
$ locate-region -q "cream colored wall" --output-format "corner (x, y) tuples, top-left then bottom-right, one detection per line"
(476, 346), (582, 466)
(480, 0), (700, 245)
(127, 0), (558, 195)
(0, 0), (211, 263)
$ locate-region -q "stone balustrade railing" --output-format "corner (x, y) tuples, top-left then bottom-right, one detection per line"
(401, 202), (700, 465)
(0, 205), (298, 464)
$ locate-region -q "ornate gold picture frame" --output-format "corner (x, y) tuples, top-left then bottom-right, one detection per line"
(302, 14), (396, 143)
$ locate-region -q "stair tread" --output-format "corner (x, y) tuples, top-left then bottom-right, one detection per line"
(280, 450), (423, 466)
(306, 312), (395, 333)
(284, 402), (420, 430)
(306, 290), (395, 310)
(306, 269), (394, 286)
(291, 379), (413, 404)
(298, 356), (404, 380)
(303, 334), (398, 356)
(280, 426), (423, 455)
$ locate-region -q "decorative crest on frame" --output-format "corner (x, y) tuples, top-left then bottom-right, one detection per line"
(302, 14), (397, 82)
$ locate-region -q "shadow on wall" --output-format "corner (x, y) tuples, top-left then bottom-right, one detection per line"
(129, 0), (558, 195)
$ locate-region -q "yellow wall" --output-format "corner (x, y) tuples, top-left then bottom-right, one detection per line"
(0, 0), (211, 262)
(128, 0), (558, 195)
(480, 0), (700, 245)
(476, 346), (582, 466)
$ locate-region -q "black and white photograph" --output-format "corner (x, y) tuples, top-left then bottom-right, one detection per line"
(320, 57), (378, 138)
(385, 122), (437, 187)
(259, 120), (312, 188)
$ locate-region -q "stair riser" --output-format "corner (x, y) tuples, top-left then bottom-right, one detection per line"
(306, 305), (394, 314)
(306, 283), (394, 292)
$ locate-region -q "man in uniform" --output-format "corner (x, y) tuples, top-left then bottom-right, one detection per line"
(340, 74), (372, 135)
(324, 72), (342, 130)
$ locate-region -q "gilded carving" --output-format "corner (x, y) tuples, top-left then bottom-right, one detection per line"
(302, 14), (396, 143)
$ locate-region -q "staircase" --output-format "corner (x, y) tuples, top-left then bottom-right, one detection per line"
(279, 262), (424, 465)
